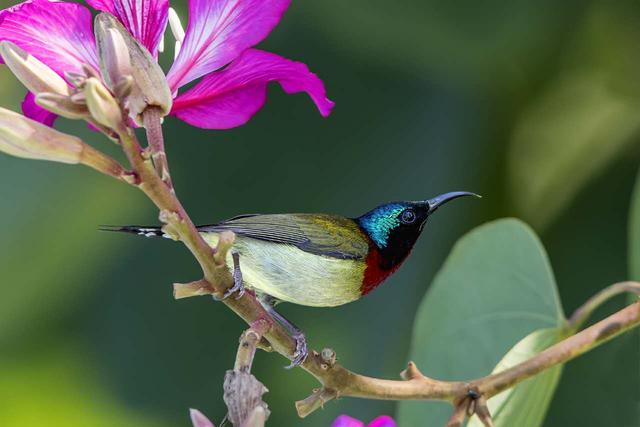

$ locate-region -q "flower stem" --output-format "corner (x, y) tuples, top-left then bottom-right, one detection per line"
(143, 107), (173, 189)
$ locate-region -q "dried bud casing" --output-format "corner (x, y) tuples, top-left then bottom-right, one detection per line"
(84, 78), (123, 131)
(0, 107), (83, 163)
(94, 13), (172, 124)
(0, 41), (69, 96)
(35, 93), (89, 120)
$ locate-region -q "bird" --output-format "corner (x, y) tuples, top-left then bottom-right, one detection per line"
(102, 191), (479, 367)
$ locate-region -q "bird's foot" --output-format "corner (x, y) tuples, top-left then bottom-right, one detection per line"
(216, 253), (245, 300)
(285, 331), (308, 369)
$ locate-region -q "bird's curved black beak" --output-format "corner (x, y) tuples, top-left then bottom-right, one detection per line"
(426, 191), (481, 214)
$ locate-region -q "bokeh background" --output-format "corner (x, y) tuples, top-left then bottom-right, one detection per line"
(0, 0), (639, 425)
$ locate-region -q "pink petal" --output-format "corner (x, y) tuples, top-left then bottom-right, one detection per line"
(166, 0), (291, 91)
(86, 0), (169, 56)
(367, 416), (397, 427)
(22, 92), (57, 127)
(332, 415), (365, 427)
(171, 49), (334, 129)
(189, 409), (215, 427)
(0, 0), (98, 76)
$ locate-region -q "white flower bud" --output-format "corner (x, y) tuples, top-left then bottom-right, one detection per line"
(0, 107), (126, 177)
(83, 77), (123, 131)
(0, 107), (83, 163)
(0, 41), (69, 96)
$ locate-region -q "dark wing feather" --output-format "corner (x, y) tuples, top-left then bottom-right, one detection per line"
(197, 214), (369, 260)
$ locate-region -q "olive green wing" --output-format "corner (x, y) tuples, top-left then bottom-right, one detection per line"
(197, 213), (370, 260)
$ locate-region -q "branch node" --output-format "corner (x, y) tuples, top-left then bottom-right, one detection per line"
(173, 279), (215, 299)
(158, 210), (181, 240)
(121, 171), (139, 185)
(320, 348), (337, 368)
(473, 395), (494, 427)
(214, 231), (236, 266)
(295, 388), (338, 418)
(400, 361), (425, 380)
(445, 397), (469, 427)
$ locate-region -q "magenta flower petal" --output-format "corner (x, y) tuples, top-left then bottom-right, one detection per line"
(332, 415), (365, 427)
(22, 92), (57, 126)
(189, 409), (215, 427)
(86, 0), (169, 56)
(167, 0), (292, 91)
(367, 416), (397, 427)
(171, 49), (334, 129)
(0, 0), (98, 76)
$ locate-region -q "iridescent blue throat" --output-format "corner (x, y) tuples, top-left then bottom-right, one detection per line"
(357, 203), (408, 248)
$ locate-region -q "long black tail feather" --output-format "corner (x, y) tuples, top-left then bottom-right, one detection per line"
(98, 225), (167, 238)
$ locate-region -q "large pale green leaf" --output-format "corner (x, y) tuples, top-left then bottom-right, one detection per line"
(467, 328), (564, 427)
(508, 71), (640, 230)
(508, 3), (640, 230)
(396, 219), (565, 426)
(630, 168), (640, 280)
(628, 167), (640, 423)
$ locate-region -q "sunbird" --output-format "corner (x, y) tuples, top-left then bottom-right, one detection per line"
(103, 191), (479, 367)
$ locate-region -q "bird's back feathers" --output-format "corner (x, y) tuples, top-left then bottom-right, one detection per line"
(197, 213), (370, 260)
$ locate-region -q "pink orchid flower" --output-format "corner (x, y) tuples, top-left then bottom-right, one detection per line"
(0, 0), (333, 129)
(332, 415), (397, 427)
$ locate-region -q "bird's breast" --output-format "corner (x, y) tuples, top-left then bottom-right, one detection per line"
(202, 233), (366, 307)
(361, 245), (407, 295)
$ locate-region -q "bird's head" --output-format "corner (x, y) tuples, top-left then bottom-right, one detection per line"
(356, 191), (479, 269)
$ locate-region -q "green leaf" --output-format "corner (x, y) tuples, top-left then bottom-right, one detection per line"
(508, 71), (640, 230)
(396, 218), (566, 426)
(467, 328), (564, 427)
(630, 167), (640, 281)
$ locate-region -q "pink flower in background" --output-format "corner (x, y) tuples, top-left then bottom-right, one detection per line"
(0, 0), (333, 129)
(332, 415), (397, 427)
(190, 409), (215, 427)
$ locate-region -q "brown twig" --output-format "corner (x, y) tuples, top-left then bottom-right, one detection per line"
(115, 114), (640, 424)
(142, 107), (173, 189)
(568, 281), (640, 330)
(295, 295), (640, 420)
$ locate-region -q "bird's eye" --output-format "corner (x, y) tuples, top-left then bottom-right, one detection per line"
(401, 209), (416, 224)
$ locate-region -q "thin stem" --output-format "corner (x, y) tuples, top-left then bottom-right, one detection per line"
(235, 320), (270, 373)
(224, 321), (271, 426)
(474, 301), (639, 397)
(568, 281), (640, 330)
(143, 107), (173, 189)
(296, 295), (640, 418)
(79, 144), (128, 180)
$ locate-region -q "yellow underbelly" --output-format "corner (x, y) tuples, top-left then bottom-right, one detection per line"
(202, 232), (365, 307)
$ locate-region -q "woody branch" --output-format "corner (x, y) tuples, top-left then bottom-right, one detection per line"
(5, 14), (638, 426)
(124, 106), (640, 423)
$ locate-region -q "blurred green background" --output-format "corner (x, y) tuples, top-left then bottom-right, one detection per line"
(0, 0), (639, 425)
